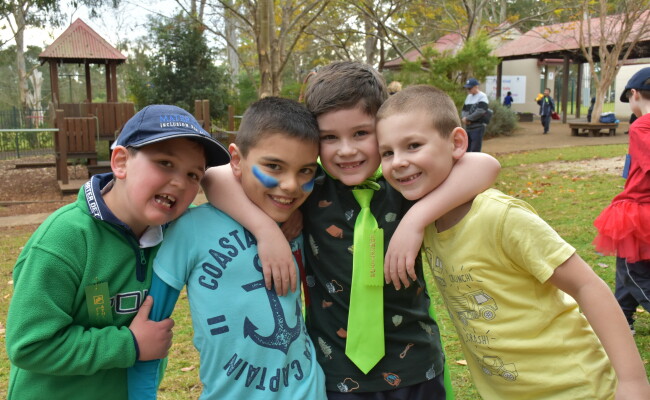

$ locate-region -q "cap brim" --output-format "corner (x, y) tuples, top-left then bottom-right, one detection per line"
(620, 89), (631, 103)
(130, 133), (230, 167)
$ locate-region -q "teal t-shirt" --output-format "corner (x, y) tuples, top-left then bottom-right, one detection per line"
(154, 204), (326, 400)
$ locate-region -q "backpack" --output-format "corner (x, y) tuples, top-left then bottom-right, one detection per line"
(599, 112), (616, 123)
(484, 108), (494, 124)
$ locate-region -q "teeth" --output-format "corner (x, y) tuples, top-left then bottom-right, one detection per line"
(339, 161), (362, 169)
(155, 194), (176, 208)
(271, 196), (294, 205)
(397, 173), (420, 183)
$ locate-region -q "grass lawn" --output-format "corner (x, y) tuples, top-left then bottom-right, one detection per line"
(0, 144), (648, 399)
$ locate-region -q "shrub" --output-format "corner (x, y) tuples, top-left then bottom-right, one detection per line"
(485, 100), (518, 138)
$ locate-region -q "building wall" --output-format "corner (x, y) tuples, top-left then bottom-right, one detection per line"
(486, 59), (549, 115)
(615, 63), (650, 119)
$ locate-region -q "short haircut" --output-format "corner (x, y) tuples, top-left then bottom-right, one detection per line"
(304, 61), (388, 117)
(545, 88), (551, 92)
(236, 97), (320, 157)
(377, 85), (461, 139)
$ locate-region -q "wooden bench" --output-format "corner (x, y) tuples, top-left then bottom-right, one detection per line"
(569, 122), (618, 137)
(54, 109), (98, 185)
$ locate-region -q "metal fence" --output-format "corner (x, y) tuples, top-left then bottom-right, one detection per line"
(0, 107), (50, 130)
(0, 129), (57, 160)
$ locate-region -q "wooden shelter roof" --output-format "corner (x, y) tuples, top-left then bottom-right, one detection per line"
(383, 32), (464, 69)
(39, 18), (126, 64)
(495, 11), (650, 62)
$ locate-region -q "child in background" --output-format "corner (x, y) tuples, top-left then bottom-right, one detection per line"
(204, 61), (501, 399)
(130, 97), (327, 399)
(376, 84), (650, 399)
(6, 105), (230, 400)
(503, 91), (513, 108)
(537, 87), (555, 134)
(594, 67), (650, 335)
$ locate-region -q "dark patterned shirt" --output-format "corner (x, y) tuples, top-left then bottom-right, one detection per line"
(303, 171), (445, 393)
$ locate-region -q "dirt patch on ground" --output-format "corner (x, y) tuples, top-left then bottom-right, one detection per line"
(0, 156), (84, 217)
(537, 155), (626, 176)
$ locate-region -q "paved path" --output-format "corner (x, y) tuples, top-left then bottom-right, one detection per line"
(0, 119), (630, 228)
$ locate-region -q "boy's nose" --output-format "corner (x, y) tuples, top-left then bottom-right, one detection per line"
(279, 176), (299, 193)
(337, 140), (357, 156)
(392, 152), (409, 168)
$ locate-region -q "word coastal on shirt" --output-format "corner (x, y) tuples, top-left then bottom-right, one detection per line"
(154, 204), (325, 400)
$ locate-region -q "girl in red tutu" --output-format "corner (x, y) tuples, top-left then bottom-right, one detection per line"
(594, 67), (650, 334)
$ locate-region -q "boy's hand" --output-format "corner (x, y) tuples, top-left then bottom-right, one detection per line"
(280, 210), (303, 241)
(257, 231), (297, 296)
(129, 296), (174, 361)
(384, 223), (422, 290)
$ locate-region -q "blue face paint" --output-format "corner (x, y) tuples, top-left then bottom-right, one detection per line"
(302, 177), (315, 192)
(252, 165), (279, 188)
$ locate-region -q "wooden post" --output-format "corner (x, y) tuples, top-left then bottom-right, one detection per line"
(85, 62), (92, 103)
(575, 63), (582, 119)
(496, 61), (503, 101)
(105, 64), (113, 103)
(110, 63), (118, 102)
(50, 61), (60, 107)
(561, 56), (570, 124)
(202, 100), (210, 132)
(55, 110), (69, 185)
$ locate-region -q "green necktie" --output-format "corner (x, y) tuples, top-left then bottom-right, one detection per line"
(345, 188), (385, 374)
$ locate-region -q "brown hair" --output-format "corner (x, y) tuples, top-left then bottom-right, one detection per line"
(377, 85), (461, 139)
(304, 61), (388, 117)
(236, 97), (319, 157)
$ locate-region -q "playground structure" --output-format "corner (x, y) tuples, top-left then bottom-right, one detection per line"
(35, 19), (236, 193)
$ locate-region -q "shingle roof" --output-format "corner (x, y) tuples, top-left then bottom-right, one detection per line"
(495, 11), (650, 60)
(39, 18), (126, 63)
(383, 32), (464, 69)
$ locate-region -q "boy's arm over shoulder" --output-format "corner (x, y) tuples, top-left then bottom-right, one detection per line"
(385, 152), (500, 288)
(549, 254), (650, 398)
(202, 165), (296, 295)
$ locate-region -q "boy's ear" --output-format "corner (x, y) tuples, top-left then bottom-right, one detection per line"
(229, 143), (243, 179)
(110, 146), (129, 179)
(450, 127), (468, 160)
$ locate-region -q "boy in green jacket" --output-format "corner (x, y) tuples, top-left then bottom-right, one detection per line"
(6, 105), (230, 400)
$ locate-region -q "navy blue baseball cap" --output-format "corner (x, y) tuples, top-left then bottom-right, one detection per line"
(464, 78), (480, 88)
(620, 67), (650, 103)
(113, 105), (230, 167)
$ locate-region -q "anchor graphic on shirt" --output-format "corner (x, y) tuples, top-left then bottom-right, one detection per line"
(241, 255), (301, 354)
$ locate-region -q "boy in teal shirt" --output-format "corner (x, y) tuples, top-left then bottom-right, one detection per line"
(130, 97), (327, 399)
(6, 105), (230, 399)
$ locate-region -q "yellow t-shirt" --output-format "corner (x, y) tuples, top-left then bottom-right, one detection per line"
(423, 189), (616, 399)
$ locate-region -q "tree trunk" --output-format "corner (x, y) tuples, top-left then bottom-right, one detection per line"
(257, 0), (273, 97)
(363, 12), (377, 65)
(15, 4), (28, 109)
(224, 0), (239, 83)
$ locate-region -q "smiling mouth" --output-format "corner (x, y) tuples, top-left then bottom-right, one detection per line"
(338, 161), (364, 170)
(396, 172), (421, 184)
(155, 194), (177, 208)
(270, 195), (295, 206)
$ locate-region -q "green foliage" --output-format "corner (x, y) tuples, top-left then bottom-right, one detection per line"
(392, 33), (499, 109)
(126, 14), (233, 119)
(485, 100), (518, 138)
(0, 45), (49, 109)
